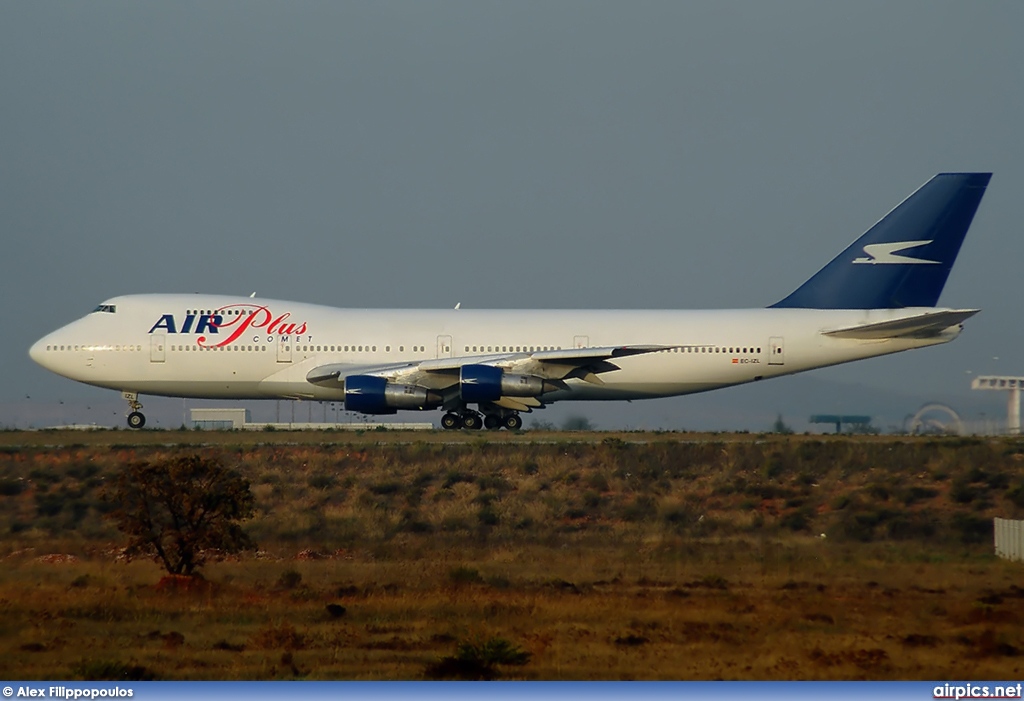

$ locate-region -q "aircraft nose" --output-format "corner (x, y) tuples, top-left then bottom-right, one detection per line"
(29, 338), (45, 365)
(29, 334), (55, 371)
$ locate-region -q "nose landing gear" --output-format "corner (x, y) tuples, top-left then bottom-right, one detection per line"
(123, 391), (146, 429)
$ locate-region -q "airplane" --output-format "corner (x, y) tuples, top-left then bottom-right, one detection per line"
(30, 172), (991, 431)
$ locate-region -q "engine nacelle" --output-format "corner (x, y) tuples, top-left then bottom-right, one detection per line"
(460, 365), (548, 403)
(344, 375), (441, 414)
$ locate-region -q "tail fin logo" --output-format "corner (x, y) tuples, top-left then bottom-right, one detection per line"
(852, 240), (940, 265)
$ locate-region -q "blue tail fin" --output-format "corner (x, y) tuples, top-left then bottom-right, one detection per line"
(771, 173), (991, 309)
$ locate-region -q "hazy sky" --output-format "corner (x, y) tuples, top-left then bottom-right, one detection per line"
(2, 2), (1022, 430)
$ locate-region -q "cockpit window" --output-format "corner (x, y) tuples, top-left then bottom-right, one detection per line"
(92, 304), (116, 313)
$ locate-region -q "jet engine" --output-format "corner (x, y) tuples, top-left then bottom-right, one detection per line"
(344, 375), (441, 414)
(459, 364), (551, 403)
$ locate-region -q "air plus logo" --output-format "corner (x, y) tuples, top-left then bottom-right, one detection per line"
(852, 240), (940, 265)
(148, 304), (309, 347)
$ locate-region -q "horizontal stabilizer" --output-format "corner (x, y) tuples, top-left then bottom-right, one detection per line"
(822, 309), (979, 339)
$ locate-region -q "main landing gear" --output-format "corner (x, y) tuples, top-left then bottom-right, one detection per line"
(441, 408), (522, 431)
(123, 391), (146, 429)
(441, 410), (482, 430)
(502, 414), (523, 431)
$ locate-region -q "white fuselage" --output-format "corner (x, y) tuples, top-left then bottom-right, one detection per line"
(29, 294), (961, 404)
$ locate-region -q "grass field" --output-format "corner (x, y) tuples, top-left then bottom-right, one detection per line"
(1, 431), (1022, 679)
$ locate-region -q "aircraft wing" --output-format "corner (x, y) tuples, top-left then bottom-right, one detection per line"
(822, 309), (979, 340)
(306, 345), (674, 391)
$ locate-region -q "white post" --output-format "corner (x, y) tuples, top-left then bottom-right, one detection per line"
(1010, 387), (1021, 435)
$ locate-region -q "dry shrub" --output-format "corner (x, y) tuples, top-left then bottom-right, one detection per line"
(71, 659), (157, 681)
(154, 574), (216, 595)
(252, 622), (306, 650)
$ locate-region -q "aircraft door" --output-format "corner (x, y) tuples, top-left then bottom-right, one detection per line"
(436, 335), (453, 358)
(150, 333), (165, 363)
(574, 335), (589, 349)
(277, 336), (292, 363)
(769, 336), (785, 365)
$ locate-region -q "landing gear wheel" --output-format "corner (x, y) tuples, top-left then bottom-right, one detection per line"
(484, 414), (501, 430)
(127, 411), (146, 429)
(462, 413), (483, 430)
(503, 414), (523, 431)
(441, 413), (461, 430)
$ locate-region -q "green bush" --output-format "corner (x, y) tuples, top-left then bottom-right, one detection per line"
(449, 566), (483, 584)
(622, 495), (656, 522)
(899, 486), (939, 506)
(951, 513), (991, 544)
(520, 461), (539, 476)
(398, 511), (433, 534)
(477, 474), (511, 492)
(884, 510), (939, 540)
(368, 481), (402, 496)
(0, 478), (24, 496)
(67, 464), (100, 480)
(424, 637), (531, 680)
(443, 470), (474, 488)
(277, 569), (303, 589)
(477, 506), (499, 526)
(35, 492), (65, 517)
(307, 474), (335, 490)
(950, 479), (978, 505)
(72, 660), (157, 681)
(781, 507), (813, 532)
(586, 472), (610, 492)
(1006, 483), (1024, 509)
